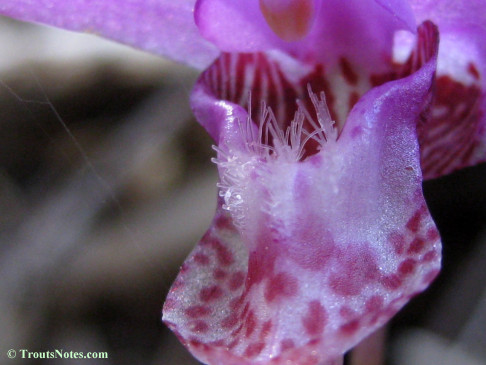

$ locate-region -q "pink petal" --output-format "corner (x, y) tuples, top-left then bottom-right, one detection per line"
(408, 0), (486, 178)
(0, 0), (219, 69)
(195, 0), (415, 71)
(163, 28), (441, 365)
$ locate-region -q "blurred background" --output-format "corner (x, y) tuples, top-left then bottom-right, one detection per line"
(0, 17), (485, 365)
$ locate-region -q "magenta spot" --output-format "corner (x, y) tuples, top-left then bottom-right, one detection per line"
(406, 209), (423, 232)
(302, 301), (327, 336)
(171, 278), (184, 291)
(221, 313), (238, 329)
(398, 258), (417, 276)
(199, 285), (223, 302)
(185, 305), (211, 318)
(340, 320), (360, 335)
(408, 237), (425, 254)
(247, 240), (278, 287)
(286, 224), (335, 271)
(215, 214), (233, 230)
(180, 262), (190, 274)
(280, 339), (295, 351)
(329, 244), (379, 296)
(329, 274), (360, 296)
(264, 272), (298, 303)
(365, 295), (384, 313)
(422, 250), (437, 262)
(209, 238), (234, 266)
(382, 274), (402, 290)
(213, 269), (227, 280)
(163, 298), (176, 311)
(200, 231), (212, 244)
(244, 342), (265, 358)
(245, 310), (257, 338)
(189, 339), (202, 348)
(189, 320), (209, 333)
(260, 320), (272, 340)
(389, 232), (405, 255)
(229, 271), (245, 290)
(426, 228), (440, 241)
(307, 338), (320, 346)
(194, 253), (210, 265)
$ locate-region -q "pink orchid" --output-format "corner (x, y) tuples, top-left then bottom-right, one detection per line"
(0, 1), (484, 364)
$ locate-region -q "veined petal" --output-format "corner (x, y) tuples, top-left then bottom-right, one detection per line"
(193, 23), (438, 156)
(0, 0), (219, 69)
(163, 30), (441, 365)
(195, 0), (415, 71)
(418, 38), (485, 179)
(192, 51), (375, 149)
(408, 0), (486, 178)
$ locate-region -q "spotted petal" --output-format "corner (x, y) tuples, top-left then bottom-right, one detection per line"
(409, 0), (486, 178)
(0, 0), (218, 69)
(163, 29), (441, 365)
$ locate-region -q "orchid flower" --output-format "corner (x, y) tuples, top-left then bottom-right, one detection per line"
(0, 1), (485, 365)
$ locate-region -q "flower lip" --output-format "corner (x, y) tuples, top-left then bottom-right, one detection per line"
(164, 44), (442, 364)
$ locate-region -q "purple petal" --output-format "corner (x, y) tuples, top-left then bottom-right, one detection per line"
(410, 0), (486, 30)
(195, 0), (414, 70)
(195, 0), (281, 53)
(163, 30), (441, 365)
(375, 0), (416, 31)
(408, 1), (486, 178)
(0, 0), (219, 69)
